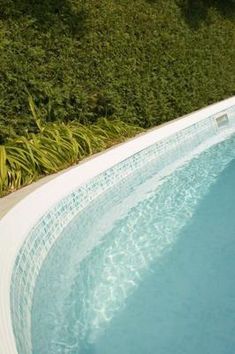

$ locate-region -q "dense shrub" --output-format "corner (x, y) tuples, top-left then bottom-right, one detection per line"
(0, 0), (234, 142)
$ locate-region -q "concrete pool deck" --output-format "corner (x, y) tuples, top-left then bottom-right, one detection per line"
(0, 166), (82, 219)
(1, 97), (234, 219)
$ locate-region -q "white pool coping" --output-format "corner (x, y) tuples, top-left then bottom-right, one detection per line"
(1, 96), (235, 354)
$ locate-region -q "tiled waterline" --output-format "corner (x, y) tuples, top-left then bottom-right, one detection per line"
(10, 105), (235, 354)
(0, 98), (234, 354)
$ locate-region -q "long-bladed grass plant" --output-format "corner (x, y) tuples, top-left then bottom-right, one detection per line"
(0, 105), (143, 196)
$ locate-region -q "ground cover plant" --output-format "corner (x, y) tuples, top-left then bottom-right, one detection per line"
(0, 0), (234, 143)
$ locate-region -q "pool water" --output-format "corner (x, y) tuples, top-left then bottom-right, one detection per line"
(32, 133), (235, 354)
(87, 159), (235, 354)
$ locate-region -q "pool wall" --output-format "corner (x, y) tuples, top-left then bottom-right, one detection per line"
(0, 97), (235, 354)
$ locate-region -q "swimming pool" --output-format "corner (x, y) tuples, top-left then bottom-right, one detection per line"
(0, 98), (235, 354)
(32, 129), (235, 354)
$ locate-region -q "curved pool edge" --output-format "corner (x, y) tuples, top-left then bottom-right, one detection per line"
(1, 96), (235, 354)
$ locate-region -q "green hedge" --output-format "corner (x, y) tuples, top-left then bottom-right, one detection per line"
(0, 0), (234, 142)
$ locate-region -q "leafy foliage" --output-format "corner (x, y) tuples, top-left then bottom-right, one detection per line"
(0, 0), (234, 142)
(0, 115), (143, 196)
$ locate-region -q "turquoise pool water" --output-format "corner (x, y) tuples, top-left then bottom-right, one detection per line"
(32, 133), (235, 354)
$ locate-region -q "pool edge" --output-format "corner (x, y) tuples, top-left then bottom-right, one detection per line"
(1, 96), (235, 354)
